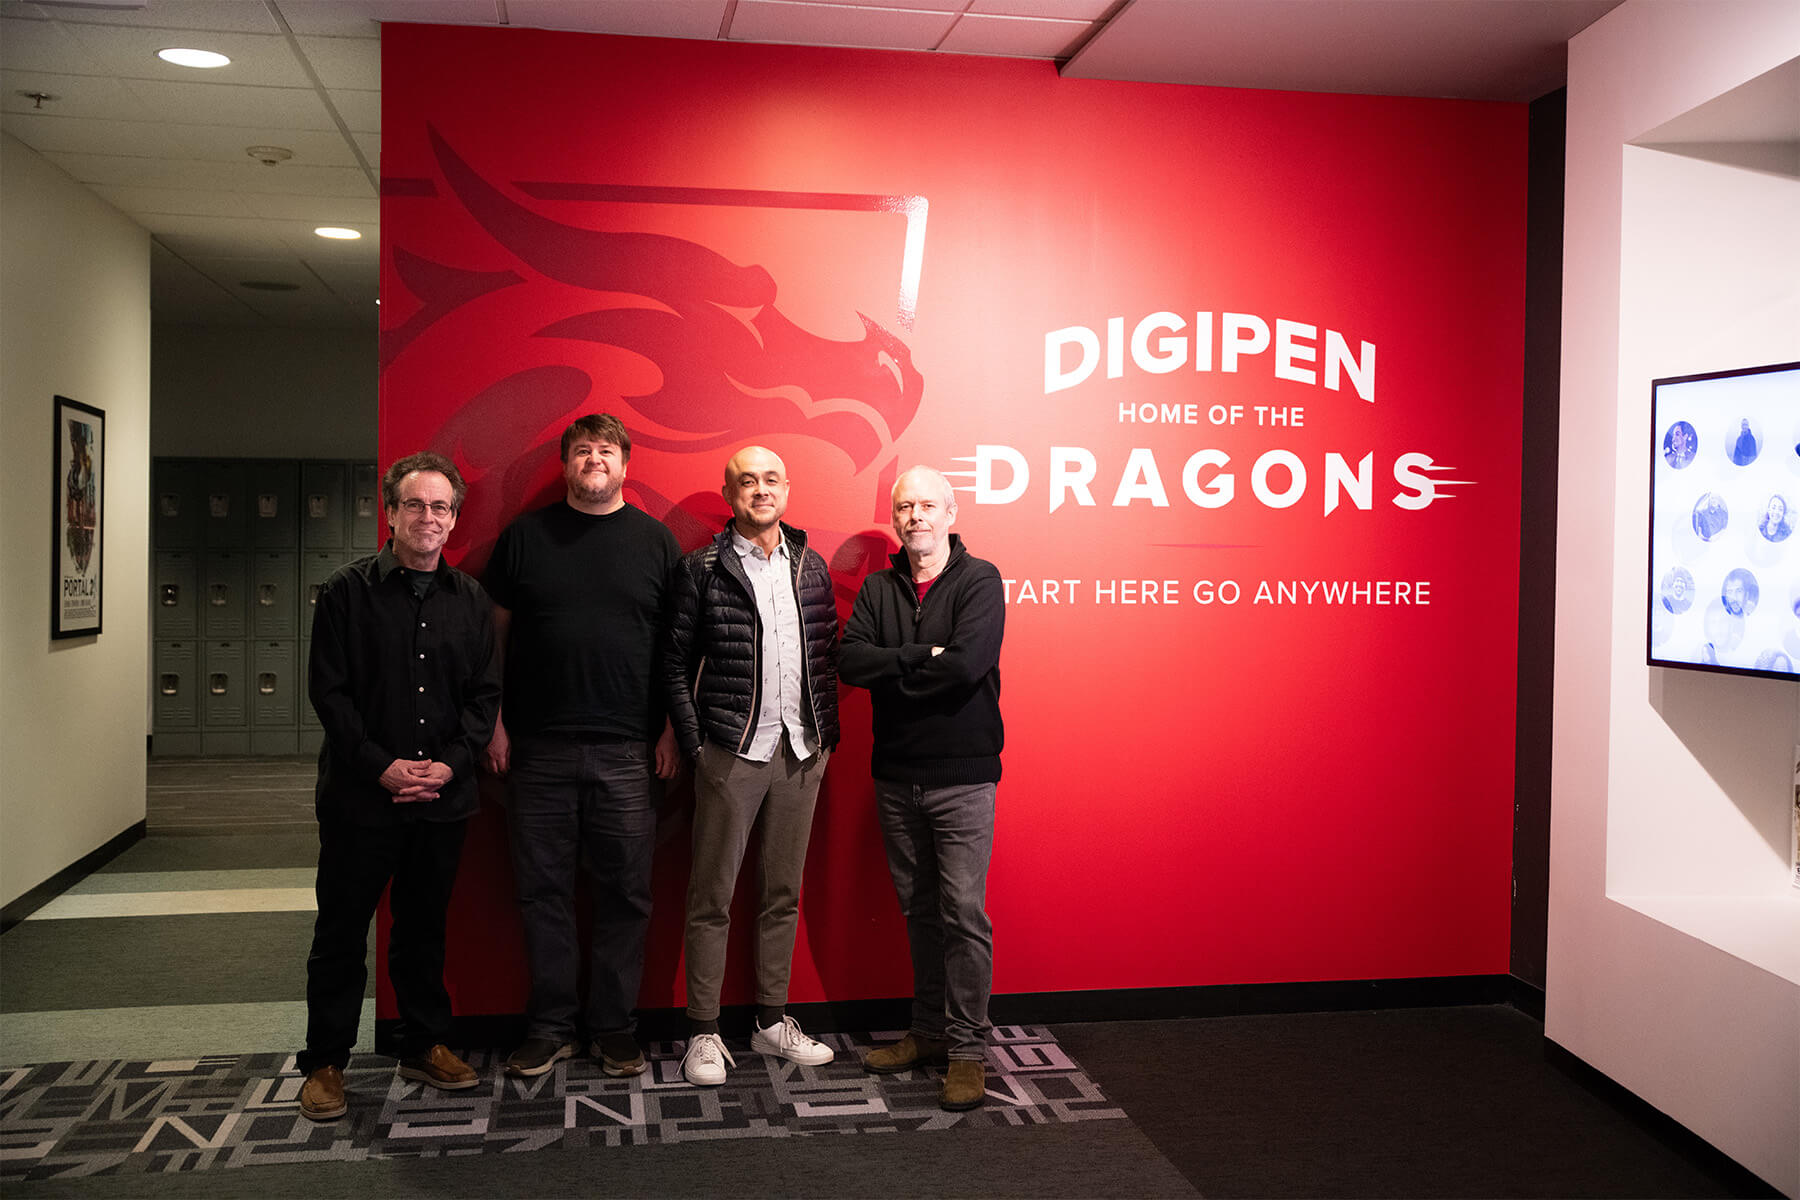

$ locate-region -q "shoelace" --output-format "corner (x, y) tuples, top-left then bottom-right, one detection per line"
(771, 1017), (817, 1049)
(692, 1034), (736, 1067)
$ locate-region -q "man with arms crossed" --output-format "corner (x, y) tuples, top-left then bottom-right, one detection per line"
(484, 414), (680, 1079)
(841, 466), (1004, 1112)
(664, 446), (840, 1085)
(299, 451), (500, 1120)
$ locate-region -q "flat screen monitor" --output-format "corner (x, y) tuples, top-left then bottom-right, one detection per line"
(1648, 360), (1800, 682)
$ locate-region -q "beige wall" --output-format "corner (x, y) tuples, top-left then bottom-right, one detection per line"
(1550, 3), (1800, 1194)
(1, 132), (151, 909)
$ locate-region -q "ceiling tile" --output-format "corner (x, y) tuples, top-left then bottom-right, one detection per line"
(351, 129), (379, 163)
(295, 35), (380, 89)
(0, 15), (105, 74)
(730, 0), (957, 49)
(41, 0), (281, 33)
(505, 0), (728, 40)
(969, 0), (1114, 17)
(124, 77), (338, 130)
(939, 12), (1091, 58)
(0, 70), (152, 120)
(272, 219), (381, 257)
(271, 0), (499, 39)
(0, 110), (195, 157)
(170, 123), (364, 167)
(762, 0), (959, 10)
(222, 160), (376, 197)
(41, 151), (373, 194)
(136, 212), (291, 255)
(239, 192), (379, 223)
(91, 183), (258, 218)
(187, 254), (319, 285)
(58, 24), (309, 86)
(327, 86), (379, 133)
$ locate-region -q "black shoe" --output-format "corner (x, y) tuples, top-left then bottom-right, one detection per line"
(592, 1032), (647, 1078)
(506, 1037), (575, 1078)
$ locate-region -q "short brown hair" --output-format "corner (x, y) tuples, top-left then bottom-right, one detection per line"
(561, 413), (632, 463)
(382, 450), (467, 512)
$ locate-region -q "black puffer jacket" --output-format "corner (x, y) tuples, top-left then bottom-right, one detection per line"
(664, 523), (840, 758)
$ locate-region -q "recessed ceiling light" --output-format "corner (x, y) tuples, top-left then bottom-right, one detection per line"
(239, 280), (300, 292)
(314, 227), (361, 240)
(157, 47), (231, 69)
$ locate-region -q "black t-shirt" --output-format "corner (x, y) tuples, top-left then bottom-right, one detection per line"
(484, 500), (680, 739)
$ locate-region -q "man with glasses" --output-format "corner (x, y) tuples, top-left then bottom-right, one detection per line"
(298, 451), (500, 1120)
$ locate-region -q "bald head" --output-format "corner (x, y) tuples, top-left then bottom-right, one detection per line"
(723, 445), (790, 546)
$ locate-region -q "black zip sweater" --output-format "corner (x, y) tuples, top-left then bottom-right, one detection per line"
(840, 534), (1004, 785)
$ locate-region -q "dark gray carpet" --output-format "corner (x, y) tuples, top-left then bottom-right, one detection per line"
(1054, 1007), (1759, 1199)
(96, 832), (319, 872)
(1, 913), (322, 1012)
(1, 1119), (1195, 1198)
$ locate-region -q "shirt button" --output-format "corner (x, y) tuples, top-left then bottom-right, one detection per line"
(418, 653), (425, 660)
(419, 621), (427, 628)
(417, 686), (425, 693)
(418, 718), (425, 724)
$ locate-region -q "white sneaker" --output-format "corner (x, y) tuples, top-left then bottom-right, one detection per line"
(751, 1015), (835, 1066)
(681, 1033), (735, 1086)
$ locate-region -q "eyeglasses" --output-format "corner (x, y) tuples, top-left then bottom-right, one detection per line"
(398, 499), (454, 517)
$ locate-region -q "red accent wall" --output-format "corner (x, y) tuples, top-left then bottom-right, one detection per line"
(377, 23), (1527, 1017)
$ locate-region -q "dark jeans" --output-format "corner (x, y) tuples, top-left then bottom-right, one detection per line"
(298, 815), (468, 1073)
(875, 780), (996, 1060)
(508, 734), (656, 1042)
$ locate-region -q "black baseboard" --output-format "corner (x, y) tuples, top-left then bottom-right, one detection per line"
(1545, 1038), (1781, 1199)
(1507, 975), (1546, 1021)
(0, 820), (147, 933)
(400, 974), (1530, 1056)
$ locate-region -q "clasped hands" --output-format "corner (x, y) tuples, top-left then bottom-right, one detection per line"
(381, 758), (453, 803)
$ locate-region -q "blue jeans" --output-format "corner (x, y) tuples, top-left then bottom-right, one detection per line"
(874, 780), (995, 1060)
(507, 735), (656, 1042)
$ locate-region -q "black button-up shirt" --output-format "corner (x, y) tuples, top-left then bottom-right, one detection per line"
(308, 543), (500, 825)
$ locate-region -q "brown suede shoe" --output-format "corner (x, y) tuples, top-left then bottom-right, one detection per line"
(940, 1059), (986, 1111)
(862, 1033), (950, 1075)
(299, 1065), (347, 1120)
(397, 1044), (479, 1090)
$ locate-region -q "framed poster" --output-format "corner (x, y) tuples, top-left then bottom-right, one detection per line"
(52, 395), (104, 638)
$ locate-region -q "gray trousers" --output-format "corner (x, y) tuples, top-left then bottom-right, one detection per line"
(875, 780), (996, 1060)
(684, 737), (829, 1022)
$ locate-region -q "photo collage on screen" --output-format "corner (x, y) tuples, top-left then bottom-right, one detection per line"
(1650, 363), (1800, 679)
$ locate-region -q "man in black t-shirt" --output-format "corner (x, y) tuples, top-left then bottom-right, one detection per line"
(483, 414), (680, 1079)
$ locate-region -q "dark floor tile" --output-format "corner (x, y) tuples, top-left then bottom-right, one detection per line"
(1, 912), (324, 1012)
(97, 831), (319, 872)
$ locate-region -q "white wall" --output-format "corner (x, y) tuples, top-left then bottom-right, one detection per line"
(152, 323), (376, 460)
(1, 132), (151, 910)
(1550, 4), (1800, 1195)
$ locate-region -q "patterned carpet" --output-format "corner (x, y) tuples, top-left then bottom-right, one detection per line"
(3, 1027), (1123, 1183)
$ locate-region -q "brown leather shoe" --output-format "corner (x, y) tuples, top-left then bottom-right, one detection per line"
(299, 1065), (347, 1120)
(397, 1044), (479, 1090)
(940, 1059), (986, 1111)
(862, 1033), (950, 1074)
